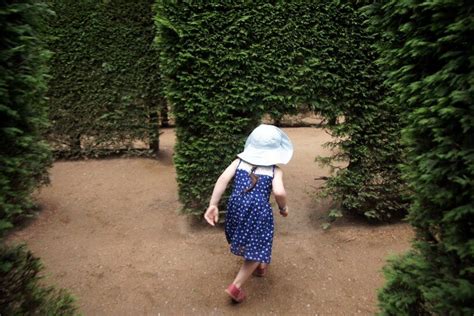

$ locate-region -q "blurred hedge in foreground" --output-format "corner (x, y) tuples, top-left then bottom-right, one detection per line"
(1, 2), (77, 315)
(0, 0), (52, 234)
(370, 0), (474, 313)
(46, 0), (162, 158)
(0, 244), (77, 315)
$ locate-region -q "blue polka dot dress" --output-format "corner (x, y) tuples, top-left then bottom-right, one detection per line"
(225, 160), (275, 264)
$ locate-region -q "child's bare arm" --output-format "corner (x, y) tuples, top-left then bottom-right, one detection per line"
(209, 159), (239, 206)
(272, 167), (288, 216)
(204, 159), (239, 226)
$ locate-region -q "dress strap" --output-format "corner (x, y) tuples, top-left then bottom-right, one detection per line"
(237, 159), (242, 169)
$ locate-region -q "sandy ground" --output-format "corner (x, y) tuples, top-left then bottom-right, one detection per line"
(8, 128), (413, 315)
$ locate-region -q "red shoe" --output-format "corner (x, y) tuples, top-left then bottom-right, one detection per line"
(225, 284), (246, 303)
(253, 265), (267, 277)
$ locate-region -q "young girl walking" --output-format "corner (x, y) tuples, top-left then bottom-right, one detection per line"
(204, 124), (293, 303)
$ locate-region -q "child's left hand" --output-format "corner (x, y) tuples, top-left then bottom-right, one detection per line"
(204, 205), (219, 226)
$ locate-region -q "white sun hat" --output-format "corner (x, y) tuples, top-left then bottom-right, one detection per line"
(237, 124), (294, 166)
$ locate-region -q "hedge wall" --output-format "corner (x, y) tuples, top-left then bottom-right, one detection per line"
(1, 2), (77, 314)
(369, 0), (474, 313)
(0, 0), (52, 234)
(46, 0), (162, 158)
(313, 2), (407, 221)
(156, 1), (264, 213)
(156, 0), (406, 219)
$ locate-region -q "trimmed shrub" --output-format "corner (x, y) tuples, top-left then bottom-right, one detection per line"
(313, 2), (407, 222)
(155, 1), (265, 213)
(46, 0), (162, 158)
(370, 0), (474, 313)
(156, 0), (406, 219)
(0, 244), (77, 315)
(0, 1), (53, 235)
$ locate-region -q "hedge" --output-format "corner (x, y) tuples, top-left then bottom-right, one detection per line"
(1, 2), (77, 314)
(313, 2), (407, 221)
(156, 0), (407, 219)
(369, 0), (474, 313)
(46, 0), (162, 158)
(0, 0), (52, 234)
(0, 244), (77, 315)
(156, 1), (266, 213)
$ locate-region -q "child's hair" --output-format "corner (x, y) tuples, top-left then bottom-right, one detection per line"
(243, 166), (259, 193)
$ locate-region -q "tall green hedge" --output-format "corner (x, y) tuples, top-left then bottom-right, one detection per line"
(156, 0), (406, 219)
(370, 0), (474, 313)
(0, 0), (52, 234)
(156, 1), (265, 213)
(313, 2), (407, 222)
(1, 3), (77, 314)
(46, 0), (162, 158)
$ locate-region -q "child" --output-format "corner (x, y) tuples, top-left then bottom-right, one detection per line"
(204, 124), (293, 303)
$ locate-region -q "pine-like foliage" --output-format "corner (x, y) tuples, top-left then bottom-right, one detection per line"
(46, 0), (162, 158)
(155, 1), (263, 213)
(370, 0), (474, 313)
(0, 244), (77, 315)
(317, 2), (407, 222)
(156, 0), (407, 219)
(0, 1), (53, 234)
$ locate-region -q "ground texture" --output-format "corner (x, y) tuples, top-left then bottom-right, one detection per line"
(9, 128), (413, 315)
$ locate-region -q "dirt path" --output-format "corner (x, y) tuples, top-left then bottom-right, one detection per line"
(9, 128), (413, 315)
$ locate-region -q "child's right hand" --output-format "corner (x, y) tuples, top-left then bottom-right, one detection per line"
(204, 205), (219, 226)
(279, 206), (289, 217)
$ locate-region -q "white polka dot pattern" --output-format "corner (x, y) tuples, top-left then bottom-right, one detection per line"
(225, 160), (275, 264)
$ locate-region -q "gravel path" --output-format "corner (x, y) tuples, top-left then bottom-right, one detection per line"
(9, 128), (413, 315)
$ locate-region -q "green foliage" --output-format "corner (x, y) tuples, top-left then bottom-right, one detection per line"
(313, 1), (407, 222)
(0, 244), (77, 315)
(0, 0), (53, 235)
(155, 1), (266, 213)
(46, 0), (162, 158)
(378, 251), (432, 315)
(370, 0), (474, 313)
(156, 0), (407, 219)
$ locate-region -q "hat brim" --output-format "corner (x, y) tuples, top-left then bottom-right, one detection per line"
(237, 129), (293, 166)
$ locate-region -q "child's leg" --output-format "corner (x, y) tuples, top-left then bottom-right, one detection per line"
(253, 262), (268, 277)
(232, 260), (260, 288)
